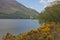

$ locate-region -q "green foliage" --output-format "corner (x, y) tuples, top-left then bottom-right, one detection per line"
(38, 4), (60, 23)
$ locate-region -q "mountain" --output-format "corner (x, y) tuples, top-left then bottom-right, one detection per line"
(0, 0), (39, 19)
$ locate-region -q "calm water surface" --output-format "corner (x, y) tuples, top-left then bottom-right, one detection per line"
(0, 19), (40, 37)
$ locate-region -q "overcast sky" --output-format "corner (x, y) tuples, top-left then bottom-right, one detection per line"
(16, 0), (56, 12)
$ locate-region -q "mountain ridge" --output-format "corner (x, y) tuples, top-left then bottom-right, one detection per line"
(0, 0), (39, 19)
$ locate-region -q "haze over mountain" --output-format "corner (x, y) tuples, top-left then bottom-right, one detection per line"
(0, 0), (39, 19)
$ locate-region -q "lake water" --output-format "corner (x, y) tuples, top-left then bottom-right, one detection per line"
(0, 19), (40, 37)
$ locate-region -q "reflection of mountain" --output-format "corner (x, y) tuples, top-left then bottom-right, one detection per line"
(0, 0), (39, 19)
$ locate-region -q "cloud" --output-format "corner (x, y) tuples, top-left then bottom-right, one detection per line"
(40, 0), (56, 3)
(47, 0), (56, 2)
(40, 0), (46, 3)
(30, 7), (35, 9)
(39, 0), (56, 8)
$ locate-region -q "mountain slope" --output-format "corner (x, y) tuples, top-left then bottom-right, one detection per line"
(0, 0), (39, 19)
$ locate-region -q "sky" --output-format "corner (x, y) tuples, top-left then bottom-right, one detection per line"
(16, 0), (56, 12)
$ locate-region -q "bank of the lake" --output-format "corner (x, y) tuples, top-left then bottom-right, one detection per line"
(0, 19), (40, 38)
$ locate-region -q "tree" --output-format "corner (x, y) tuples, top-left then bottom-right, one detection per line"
(38, 2), (60, 23)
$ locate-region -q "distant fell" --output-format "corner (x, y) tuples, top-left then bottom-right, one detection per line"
(0, 0), (39, 19)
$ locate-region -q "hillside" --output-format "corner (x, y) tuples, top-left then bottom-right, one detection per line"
(0, 0), (39, 19)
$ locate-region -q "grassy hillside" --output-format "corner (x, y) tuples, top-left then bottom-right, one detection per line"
(0, 0), (39, 19)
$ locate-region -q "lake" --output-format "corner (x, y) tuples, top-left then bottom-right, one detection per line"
(0, 19), (40, 37)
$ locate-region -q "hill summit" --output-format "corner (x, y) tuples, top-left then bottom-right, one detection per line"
(0, 0), (39, 19)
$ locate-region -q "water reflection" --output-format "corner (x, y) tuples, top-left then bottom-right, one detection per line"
(0, 19), (40, 37)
